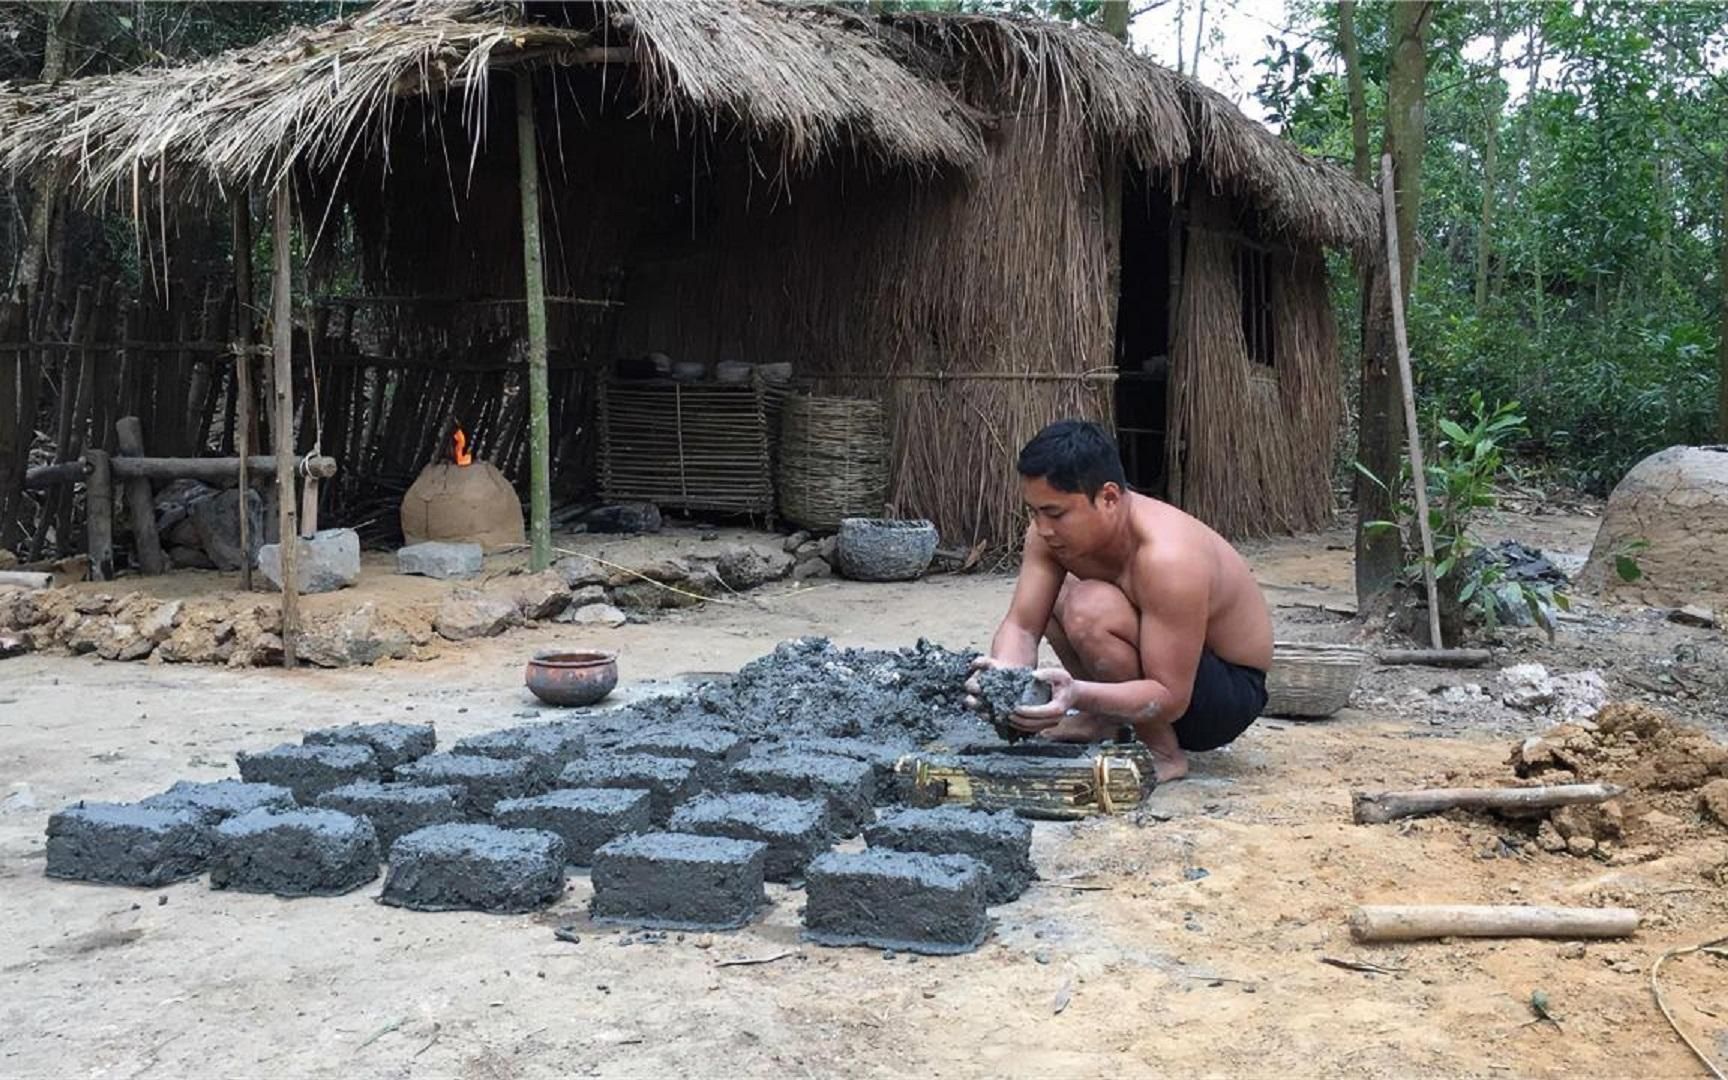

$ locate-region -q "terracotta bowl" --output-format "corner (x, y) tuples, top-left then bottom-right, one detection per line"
(525, 649), (618, 707)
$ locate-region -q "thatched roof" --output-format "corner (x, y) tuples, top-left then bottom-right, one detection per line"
(0, 0), (1375, 250)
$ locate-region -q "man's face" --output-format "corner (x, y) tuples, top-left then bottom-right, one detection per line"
(1022, 475), (1118, 556)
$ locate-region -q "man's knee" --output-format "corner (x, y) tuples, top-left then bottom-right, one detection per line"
(1053, 580), (1135, 650)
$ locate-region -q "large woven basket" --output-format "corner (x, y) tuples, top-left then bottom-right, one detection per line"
(777, 395), (888, 530)
(1263, 641), (1368, 718)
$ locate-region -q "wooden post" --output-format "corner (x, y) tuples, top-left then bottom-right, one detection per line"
(1380, 153), (1443, 650)
(114, 416), (166, 574)
(85, 448), (114, 581)
(233, 192), (255, 589)
(271, 181), (299, 667)
(515, 69), (552, 572)
(1350, 904), (1640, 943)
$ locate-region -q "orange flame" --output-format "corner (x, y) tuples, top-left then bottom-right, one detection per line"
(452, 425), (473, 466)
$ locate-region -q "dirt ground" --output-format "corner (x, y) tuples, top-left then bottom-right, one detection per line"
(3, 509), (1726, 1079)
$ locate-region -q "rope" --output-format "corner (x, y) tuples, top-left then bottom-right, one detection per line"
(1651, 935), (1728, 1080)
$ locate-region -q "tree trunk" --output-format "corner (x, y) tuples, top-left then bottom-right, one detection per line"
(1474, 7), (1506, 315)
(1100, 0), (1129, 42)
(13, 2), (83, 298)
(1719, 145), (1728, 440)
(1355, 0), (1434, 604)
(1189, 0), (1207, 76)
(1338, 0), (1371, 183)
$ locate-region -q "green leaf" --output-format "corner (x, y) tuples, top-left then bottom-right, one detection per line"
(1438, 419), (1470, 443)
(1614, 555), (1643, 583)
(1352, 461), (1390, 492)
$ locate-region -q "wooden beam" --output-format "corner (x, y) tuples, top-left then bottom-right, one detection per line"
(113, 417), (167, 575)
(85, 449), (114, 581)
(1351, 783), (1625, 825)
(271, 181), (299, 667)
(26, 456), (335, 487)
(1375, 648), (1492, 668)
(1350, 904), (1640, 943)
(516, 70), (552, 572)
(233, 191), (256, 589)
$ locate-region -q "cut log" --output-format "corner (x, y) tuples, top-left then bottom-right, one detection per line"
(1350, 904), (1640, 943)
(114, 417), (167, 575)
(1376, 648), (1492, 668)
(0, 571), (52, 589)
(1351, 783), (1624, 824)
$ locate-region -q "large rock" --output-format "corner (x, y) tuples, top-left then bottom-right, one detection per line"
(1582, 445), (1728, 609)
(435, 594), (520, 641)
(555, 556), (607, 589)
(191, 488), (264, 572)
(257, 529), (361, 594)
(299, 603), (416, 667)
(397, 541), (483, 581)
(714, 545), (795, 592)
(500, 570), (571, 621)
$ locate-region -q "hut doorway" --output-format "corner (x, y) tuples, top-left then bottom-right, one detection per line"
(1113, 170), (1175, 495)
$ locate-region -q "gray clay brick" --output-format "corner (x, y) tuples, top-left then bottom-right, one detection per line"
(668, 793), (831, 882)
(380, 824), (567, 914)
(45, 802), (212, 886)
(590, 832), (767, 931)
(315, 781), (468, 853)
(209, 807), (380, 897)
(728, 751), (874, 836)
(491, 788), (651, 865)
(453, 723), (587, 782)
(236, 742), (380, 802)
(140, 779), (296, 825)
(803, 848), (989, 955)
(303, 722), (436, 776)
(785, 736), (915, 798)
(394, 752), (543, 815)
(556, 754), (700, 826)
(865, 806), (1034, 904)
(612, 728), (751, 783)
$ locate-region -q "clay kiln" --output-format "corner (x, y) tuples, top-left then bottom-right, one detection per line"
(400, 427), (525, 552)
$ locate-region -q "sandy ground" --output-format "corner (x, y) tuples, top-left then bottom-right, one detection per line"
(3, 512), (1726, 1079)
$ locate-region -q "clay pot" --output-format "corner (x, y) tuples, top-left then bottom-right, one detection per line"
(525, 649), (618, 707)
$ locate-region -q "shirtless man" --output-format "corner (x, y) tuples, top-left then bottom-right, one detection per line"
(967, 420), (1273, 782)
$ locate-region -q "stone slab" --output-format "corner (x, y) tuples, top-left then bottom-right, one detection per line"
(139, 779), (296, 825)
(380, 823), (567, 913)
(236, 743), (380, 802)
(668, 793), (831, 882)
(491, 788), (651, 866)
(557, 754), (700, 826)
(397, 541), (483, 580)
(45, 802), (212, 886)
(865, 806), (1034, 904)
(210, 807), (380, 897)
(315, 781), (468, 852)
(303, 722), (436, 776)
(803, 848), (989, 955)
(727, 751), (874, 836)
(257, 528), (361, 594)
(589, 832), (767, 931)
(393, 753), (543, 815)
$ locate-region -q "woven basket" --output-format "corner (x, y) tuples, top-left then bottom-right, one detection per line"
(777, 395), (888, 530)
(1263, 641), (1368, 719)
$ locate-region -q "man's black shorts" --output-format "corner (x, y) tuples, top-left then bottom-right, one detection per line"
(1170, 649), (1267, 752)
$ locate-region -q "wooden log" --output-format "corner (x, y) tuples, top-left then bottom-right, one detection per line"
(1351, 783), (1625, 825)
(516, 69), (552, 571)
(233, 191), (256, 590)
(271, 181), (299, 668)
(0, 570), (53, 589)
(299, 474), (320, 539)
(85, 449), (114, 581)
(1349, 904), (1640, 943)
(24, 455), (336, 486)
(113, 417), (167, 575)
(1376, 648), (1492, 668)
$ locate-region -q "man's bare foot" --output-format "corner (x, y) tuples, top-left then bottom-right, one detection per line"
(1037, 711), (1121, 743)
(1135, 718), (1189, 783)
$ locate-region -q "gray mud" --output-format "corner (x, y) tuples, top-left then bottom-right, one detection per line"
(394, 753), (543, 815)
(668, 793), (831, 882)
(314, 781), (468, 853)
(865, 806), (1034, 904)
(45, 802), (212, 886)
(727, 751), (874, 836)
(590, 832), (768, 931)
(557, 754), (701, 826)
(491, 788), (651, 865)
(236, 743), (380, 802)
(802, 848), (989, 955)
(379, 823), (568, 914)
(303, 722), (436, 776)
(209, 807), (380, 897)
(973, 667), (1052, 744)
(452, 722), (586, 781)
(140, 779), (295, 825)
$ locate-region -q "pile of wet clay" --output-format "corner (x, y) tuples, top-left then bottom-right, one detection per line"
(972, 667), (1053, 744)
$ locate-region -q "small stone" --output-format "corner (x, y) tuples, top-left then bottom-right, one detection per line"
(554, 556), (608, 589)
(503, 570), (572, 621)
(714, 546), (795, 592)
(791, 558), (832, 583)
(397, 541), (483, 580)
(256, 528), (361, 594)
(1668, 604), (1718, 629)
(1500, 664), (1556, 711)
(1566, 834), (1597, 857)
(1536, 819), (1567, 853)
(567, 584), (607, 607)
(139, 600), (183, 643)
(782, 531), (810, 554)
(435, 594), (520, 641)
(1558, 942), (1586, 960)
(1697, 779), (1728, 828)
(566, 603), (627, 628)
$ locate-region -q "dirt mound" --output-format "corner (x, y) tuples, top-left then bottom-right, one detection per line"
(1509, 702), (1728, 856)
(1580, 444), (1728, 609)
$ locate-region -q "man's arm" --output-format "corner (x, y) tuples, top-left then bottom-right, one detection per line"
(987, 528), (1067, 667)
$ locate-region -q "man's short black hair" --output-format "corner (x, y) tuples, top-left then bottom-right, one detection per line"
(1017, 419), (1127, 499)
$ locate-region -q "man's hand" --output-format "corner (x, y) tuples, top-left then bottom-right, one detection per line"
(962, 656), (1004, 713)
(1007, 667), (1079, 732)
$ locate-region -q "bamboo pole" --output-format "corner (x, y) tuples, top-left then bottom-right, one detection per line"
(233, 193), (256, 589)
(1380, 153), (1443, 650)
(515, 69), (552, 572)
(271, 181), (299, 667)
(113, 417), (166, 574)
(1375, 648), (1491, 668)
(1350, 905), (1640, 943)
(1351, 783), (1624, 825)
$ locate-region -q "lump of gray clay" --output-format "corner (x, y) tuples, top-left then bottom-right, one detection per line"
(590, 832), (768, 931)
(140, 779), (296, 825)
(803, 848), (989, 955)
(315, 781), (468, 852)
(394, 752), (543, 815)
(727, 751), (874, 836)
(452, 723), (586, 782)
(668, 793), (831, 882)
(974, 666), (1052, 743)
(380, 824), (567, 914)
(775, 736), (915, 800)
(491, 788), (651, 865)
(611, 727), (751, 784)
(865, 806), (1034, 904)
(236, 742), (380, 802)
(45, 802), (212, 886)
(397, 541), (483, 581)
(557, 754), (701, 826)
(303, 722), (436, 777)
(209, 807), (380, 897)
